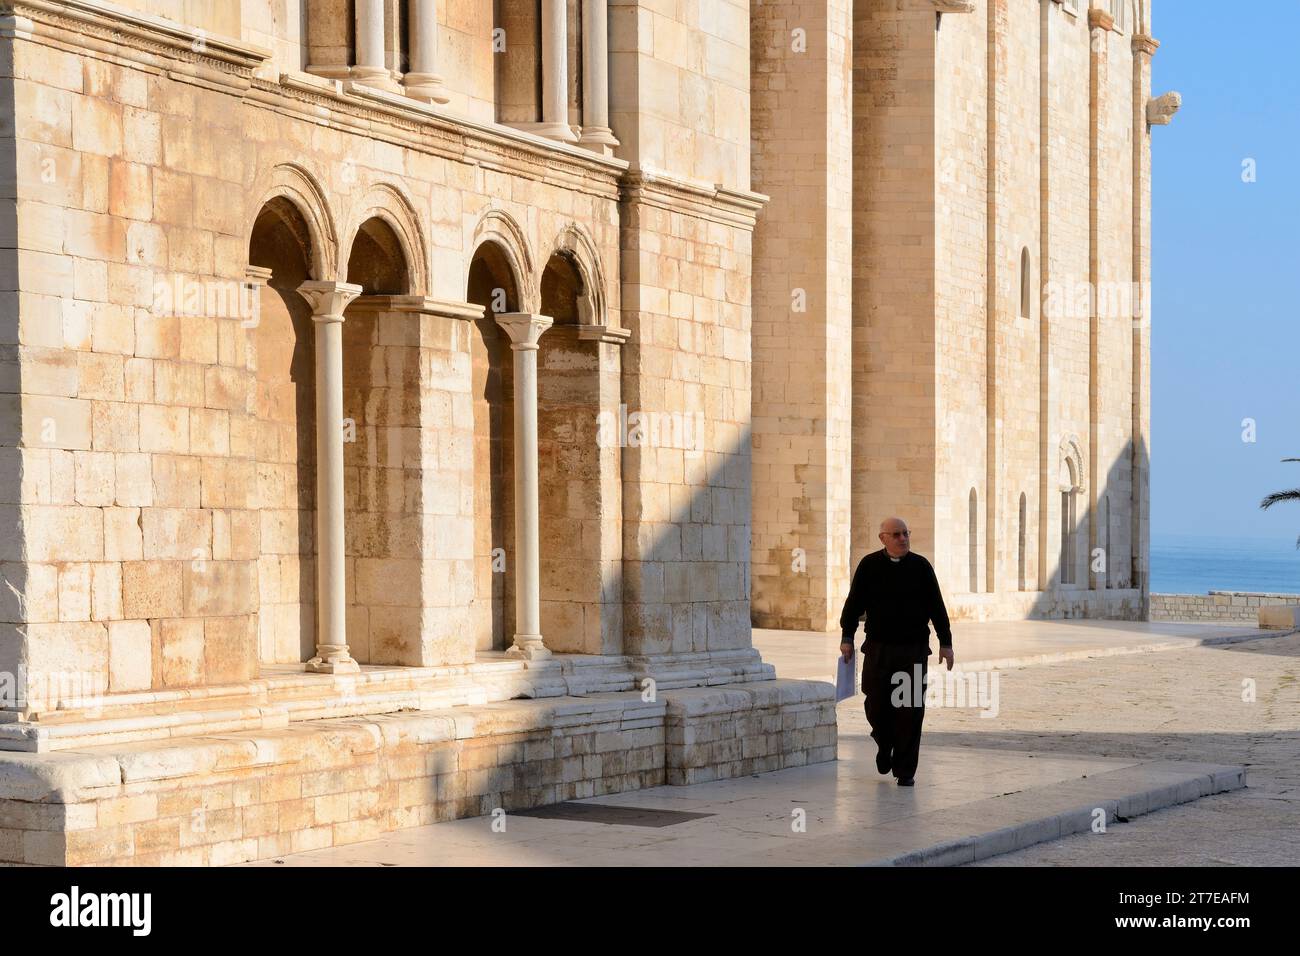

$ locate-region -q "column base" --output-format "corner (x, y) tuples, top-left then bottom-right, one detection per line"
(350, 65), (401, 94)
(404, 72), (451, 105)
(306, 646), (361, 674)
(511, 121), (580, 144)
(506, 635), (552, 661)
(578, 125), (620, 155)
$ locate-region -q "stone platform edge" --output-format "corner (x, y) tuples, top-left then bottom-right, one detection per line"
(871, 760), (1247, 866)
(0, 678), (836, 866)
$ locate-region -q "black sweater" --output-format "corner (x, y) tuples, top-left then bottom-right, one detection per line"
(839, 549), (953, 649)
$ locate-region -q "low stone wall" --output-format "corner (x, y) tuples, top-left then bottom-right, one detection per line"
(0, 679), (835, 866)
(1150, 591), (1300, 623)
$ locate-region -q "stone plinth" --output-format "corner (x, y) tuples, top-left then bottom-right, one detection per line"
(0, 678), (834, 866)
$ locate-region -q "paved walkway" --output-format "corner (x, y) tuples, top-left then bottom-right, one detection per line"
(247, 737), (1238, 866)
(755, 618), (1266, 682)
(248, 620), (1292, 867)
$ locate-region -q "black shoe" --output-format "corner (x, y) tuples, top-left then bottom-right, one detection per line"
(896, 777), (915, 787)
(875, 748), (892, 775)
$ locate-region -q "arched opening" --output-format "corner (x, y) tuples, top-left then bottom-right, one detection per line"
(1099, 493), (1110, 589)
(968, 488), (979, 593)
(339, 216), (418, 663)
(249, 197), (318, 664)
(347, 216), (410, 295)
(466, 241), (520, 652)
(537, 250), (612, 654)
(1019, 247), (1031, 319)
(1018, 493), (1028, 591)
(1059, 457), (1079, 586)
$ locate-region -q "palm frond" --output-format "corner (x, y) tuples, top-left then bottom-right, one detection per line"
(1261, 489), (1300, 509)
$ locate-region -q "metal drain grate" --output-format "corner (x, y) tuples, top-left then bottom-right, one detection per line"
(512, 802), (715, 827)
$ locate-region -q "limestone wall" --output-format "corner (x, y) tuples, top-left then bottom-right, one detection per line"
(1151, 592), (1300, 624)
(609, 0), (751, 189)
(0, 11), (626, 702)
(850, 3), (938, 571)
(750, 0), (853, 631)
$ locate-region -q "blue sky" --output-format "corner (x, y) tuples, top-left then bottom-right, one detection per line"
(1151, 0), (1300, 543)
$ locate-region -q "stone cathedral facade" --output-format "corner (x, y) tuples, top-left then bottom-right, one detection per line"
(0, 0), (1170, 865)
(750, 0), (1175, 631)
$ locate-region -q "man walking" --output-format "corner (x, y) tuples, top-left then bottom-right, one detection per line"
(839, 517), (954, 786)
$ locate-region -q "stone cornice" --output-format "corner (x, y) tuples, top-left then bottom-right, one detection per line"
(621, 171), (768, 231)
(346, 295), (485, 321)
(260, 74), (626, 202)
(930, 0), (976, 13)
(7, 0), (270, 74)
(1088, 7), (1115, 32)
(1132, 34), (1160, 57)
(8, 0), (628, 203)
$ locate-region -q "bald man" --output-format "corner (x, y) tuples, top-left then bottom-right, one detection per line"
(839, 517), (954, 786)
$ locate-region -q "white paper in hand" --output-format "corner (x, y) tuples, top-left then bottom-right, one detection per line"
(834, 645), (857, 702)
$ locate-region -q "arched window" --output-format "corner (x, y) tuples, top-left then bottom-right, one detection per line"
(1059, 458), (1079, 586)
(1019, 247), (1031, 319)
(1018, 493), (1028, 591)
(1100, 494), (1111, 588)
(968, 488), (979, 593)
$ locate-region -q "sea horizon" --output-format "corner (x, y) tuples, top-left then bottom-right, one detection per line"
(1150, 532), (1300, 596)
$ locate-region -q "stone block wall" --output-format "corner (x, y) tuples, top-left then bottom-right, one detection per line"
(617, 180), (758, 657)
(1150, 592), (1300, 624)
(0, 680), (836, 865)
(750, 0), (854, 632)
(0, 10), (629, 702)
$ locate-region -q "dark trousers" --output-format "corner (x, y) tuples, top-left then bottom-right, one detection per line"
(862, 640), (930, 780)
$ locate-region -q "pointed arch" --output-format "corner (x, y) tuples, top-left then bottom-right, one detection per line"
(245, 162), (339, 281)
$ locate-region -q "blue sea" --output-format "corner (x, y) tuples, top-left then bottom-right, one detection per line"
(1151, 534), (1300, 595)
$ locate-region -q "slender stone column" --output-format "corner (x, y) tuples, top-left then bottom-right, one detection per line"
(538, 0), (578, 142)
(495, 312), (554, 660)
(405, 0), (450, 104)
(578, 0), (619, 153)
(353, 0), (388, 84)
(297, 280), (364, 674)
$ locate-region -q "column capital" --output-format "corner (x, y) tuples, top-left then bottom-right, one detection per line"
(494, 312), (554, 349)
(297, 280), (363, 322)
(1132, 34), (1160, 57)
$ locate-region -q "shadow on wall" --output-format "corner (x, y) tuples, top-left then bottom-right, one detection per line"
(614, 401), (753, 657)
(1021, 435), (1150, 621)
(248, 199), (318, 665)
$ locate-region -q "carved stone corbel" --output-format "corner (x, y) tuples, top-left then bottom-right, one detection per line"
(1146, 91), (1182, 126)
(1088, 7), (1115, 31)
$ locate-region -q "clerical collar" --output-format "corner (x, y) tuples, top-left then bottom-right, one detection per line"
(889, 555), (901, 562)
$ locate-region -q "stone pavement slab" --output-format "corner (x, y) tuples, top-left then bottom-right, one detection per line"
(243, 735), (1242, 867)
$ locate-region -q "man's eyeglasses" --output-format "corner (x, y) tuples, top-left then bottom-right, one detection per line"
(884, 531), (910, 538)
